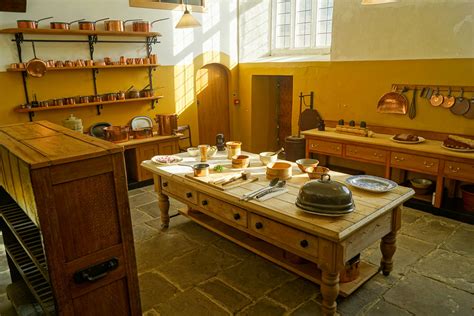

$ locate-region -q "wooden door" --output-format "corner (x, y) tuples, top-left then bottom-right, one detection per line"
(277, 77), (293, 149)
(197, 64), (230, 145)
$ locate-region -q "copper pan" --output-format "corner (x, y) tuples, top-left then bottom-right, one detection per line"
(104, 19), (141, 32)
(377, 87), (408, 114)
(78, 18), (109, 31)
(26, 42), (47, 78)
(17, 17), (53, 29)
(50, 19), (85, 30)
(132, 18), (169, 32)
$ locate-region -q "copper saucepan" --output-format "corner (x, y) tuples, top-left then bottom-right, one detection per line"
(50, 19), (85, 30)
(104, 19), (141, 32)
(17, 17), (53, 29)
(377, 86), (409, 115)
(26, 42), (47, 78)
(78, 18), (110, 31)
(132, 18), (169, 32)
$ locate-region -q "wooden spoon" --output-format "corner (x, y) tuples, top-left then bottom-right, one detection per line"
(221, 172), (250, 186)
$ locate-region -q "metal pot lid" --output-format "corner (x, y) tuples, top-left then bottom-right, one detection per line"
(296, 174), (355, 212)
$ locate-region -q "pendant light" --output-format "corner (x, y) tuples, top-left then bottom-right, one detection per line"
(175, 0), (201, 29)
(361, 0), (398, 4)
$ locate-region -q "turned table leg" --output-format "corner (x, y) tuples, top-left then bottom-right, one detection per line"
(380, 231), (397, 276)
(321, 270), (340, 316)
(158, 192), (170, 228)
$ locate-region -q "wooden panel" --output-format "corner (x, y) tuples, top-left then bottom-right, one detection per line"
(72, 279), (130, 316)
(161, 179), (198, 205)
(18, 161), (39, 227)
(50, 156), (114, 185)
(197, 64), (230, 145)
(137, 144), (159, 181)
(53, 172), (121, 262)
(158, 141), (178, 155)
(8, 153), (25, 212)
(308, 139), (342, 156)
(249, 213), (319, 260)
(0, 147), (15, 200)
(345, 145), (387, 164)
(443, 160), (474, 182)
(0, 123), (59, 140)
(391, 152), (439, 175)
(198, 193), (248, 228)
(278, 76), (293, 149)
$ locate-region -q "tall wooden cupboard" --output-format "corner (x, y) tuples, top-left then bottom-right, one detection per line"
(0, 121), (141, 315)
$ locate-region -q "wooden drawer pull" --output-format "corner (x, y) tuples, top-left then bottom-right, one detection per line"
(300, 240), (309, 248)
(162, 182), (168, 187)
(423, 161), (434, 168)
(448, 166), (460, 173)
(201, 200), (208, 206)
(255, 222), (263, 229)
(186, 192), (193, 198)
(233, 213), (241, 220)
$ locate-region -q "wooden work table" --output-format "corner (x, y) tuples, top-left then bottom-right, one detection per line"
(302, 128), (474, 209)
(141, 152), (414, 315)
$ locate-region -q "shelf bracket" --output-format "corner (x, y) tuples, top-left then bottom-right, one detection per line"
(28, 112), (35, 122)
(151, 99), (156, 110)
(96, 104), (103, 115)
(88, 35), (98, 60)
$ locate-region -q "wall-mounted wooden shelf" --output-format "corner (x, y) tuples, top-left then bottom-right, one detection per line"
(15, 96), (163, 113)
(0, 27), (161, 37)
(7, 64), (160, 72)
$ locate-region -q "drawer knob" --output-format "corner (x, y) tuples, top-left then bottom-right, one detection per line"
(336, 146), (340, 150)
(423, 161), (434, 168)
(201, 200), (208, 206)
(162, 182), (168, 187)
(448, 166), (460, 173)
(255, 222), (263, 229)
(300, 240), (309, 248)
(233, 213), (241, 220)
(186, 192), (193, 198)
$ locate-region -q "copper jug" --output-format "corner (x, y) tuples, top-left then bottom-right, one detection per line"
(155, 114), (178, 136)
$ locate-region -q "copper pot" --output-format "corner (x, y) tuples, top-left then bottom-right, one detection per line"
(104, 19), (141, 32)
(80, 96), (90, 103)
(50, 19), (85, 30)
(78, 18), (109, 31)
(104, 126), (130, 143)
(17, 17), (53, 29)
(140, 88), (154, 98)
(132, 18), (169, 32)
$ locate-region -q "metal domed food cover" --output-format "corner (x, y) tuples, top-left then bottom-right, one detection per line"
(296, 174), (355, 216)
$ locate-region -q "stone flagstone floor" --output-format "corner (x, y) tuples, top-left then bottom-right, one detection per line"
(0, 185), (473, 315)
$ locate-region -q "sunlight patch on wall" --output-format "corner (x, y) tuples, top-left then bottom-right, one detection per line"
(174, 53), (195, 115)
(173, 10), (196, 56)
(203, 1), (220, 33)
(239, 0), (271, 61)
(202, 32), (221, 64)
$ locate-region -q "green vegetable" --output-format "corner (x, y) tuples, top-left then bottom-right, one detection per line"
(213, 165), (224, 172)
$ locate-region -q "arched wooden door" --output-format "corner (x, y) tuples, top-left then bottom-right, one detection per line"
(196, 64), (230, 145)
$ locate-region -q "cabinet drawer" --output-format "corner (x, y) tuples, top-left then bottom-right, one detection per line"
(390, 152), (439, 174)
(161, 179), (198, 205)
(249, 214), (319, 259)
(198, 194), (247, 228)
(346, 145), (387, 164)
(444, 161), (474, 181)
(308, 139), (342, 156)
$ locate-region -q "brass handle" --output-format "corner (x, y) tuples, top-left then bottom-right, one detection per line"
(311, 144), (318, 148)
(394, 156), (405, 161)
(448, 166), (460, 173)
(423, 161), (434, 168)
(335, 146), (340, 150)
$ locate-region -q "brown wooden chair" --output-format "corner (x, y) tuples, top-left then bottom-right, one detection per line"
(175, 125), (193, 152)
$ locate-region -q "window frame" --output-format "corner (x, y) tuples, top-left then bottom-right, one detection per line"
(129, 0), (206, 13)
(270, 0), (331, 56)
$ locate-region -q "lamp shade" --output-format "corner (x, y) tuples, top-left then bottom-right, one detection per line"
(361, 0), (398, 4)
(176, 8), (201, 28)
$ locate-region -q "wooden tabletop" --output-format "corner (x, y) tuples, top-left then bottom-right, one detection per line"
(0, 121), (122, 169)
(302, 128), (474, 160)
(120, 134), (180, 149)
(141, 152), (414, 241)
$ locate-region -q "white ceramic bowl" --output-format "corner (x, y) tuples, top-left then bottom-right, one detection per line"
(259, 152), (278, 165)
(187, 147), (199, 157)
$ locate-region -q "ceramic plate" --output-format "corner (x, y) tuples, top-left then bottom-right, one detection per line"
(390, 135), (426, 144)
(89, 122), (111, 139)
(441, 144), (474, 153)
(151, 155), (183, 165)
(131, 116), (153, 130)
(346, 175), (398, 193)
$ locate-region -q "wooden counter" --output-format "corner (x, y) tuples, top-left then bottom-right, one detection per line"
(0, 121), (141, 315)
(302, 128), (474, 209)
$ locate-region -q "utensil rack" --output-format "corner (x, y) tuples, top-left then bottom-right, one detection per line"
(0, 28), (161, 121)
(392, 84), (474, 93)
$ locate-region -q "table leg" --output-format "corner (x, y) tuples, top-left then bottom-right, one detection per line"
(380, 231), (397, 276)
(158, 192), (170, 228)
(321, 270), (340, 316)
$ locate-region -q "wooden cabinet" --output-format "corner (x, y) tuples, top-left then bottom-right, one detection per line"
(0, 121), (141, 315)
(390, 152), (439, 175)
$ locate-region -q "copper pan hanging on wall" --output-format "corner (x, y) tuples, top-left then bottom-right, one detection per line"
(377, 86), (408, 114)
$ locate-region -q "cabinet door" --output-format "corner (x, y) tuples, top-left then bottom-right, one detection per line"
(138, 144), (159, 181)
(158, 141), (178, 155)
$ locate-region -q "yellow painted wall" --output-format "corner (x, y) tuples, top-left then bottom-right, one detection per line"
(0, 51), (238, 147)
(238, 59), (474, 150)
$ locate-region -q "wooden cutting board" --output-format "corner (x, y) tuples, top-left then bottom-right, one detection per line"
(185, 173), (258, 190)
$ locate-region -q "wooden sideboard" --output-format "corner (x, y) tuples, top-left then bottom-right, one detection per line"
(302, 128), (474, 209)
(122, 135), (180, 183)
(0, 121), (141, 315)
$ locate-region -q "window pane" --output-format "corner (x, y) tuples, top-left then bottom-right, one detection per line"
(315, 0), (333, 47)
(295, 0), (312, 48)
(275, 0), (291, 49)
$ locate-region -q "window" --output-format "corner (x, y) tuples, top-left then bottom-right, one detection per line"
(129, 0), (206, 12)
(272, 0), (333, 54)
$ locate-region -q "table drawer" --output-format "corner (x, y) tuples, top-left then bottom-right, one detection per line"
(390, 152), (439, 174)
(161, 178), (198, 205)
(198, 194), (247, 228)
(444, 161), (474, 181)
(308, 139), (342, 156)
(346, 145), (387, 164)
(249, 214), (319, 259)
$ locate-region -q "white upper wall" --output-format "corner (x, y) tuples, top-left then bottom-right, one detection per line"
(0, 0), (238, 70)
(239, 0), (474, 61)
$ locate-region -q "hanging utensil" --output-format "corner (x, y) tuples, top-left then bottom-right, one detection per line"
(425, 87), (433, 99)
(430, 87), (444, 107)
(450, 89), (470, 116)
(463, 98), (474, 119)
(377, 86), (408, 114)
(26, 42), (47, 78)
(441, 87), (456, 108)
(408, 88), (417, 119)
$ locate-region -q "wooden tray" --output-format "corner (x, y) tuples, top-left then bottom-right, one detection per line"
(185, 172), (258, 190)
